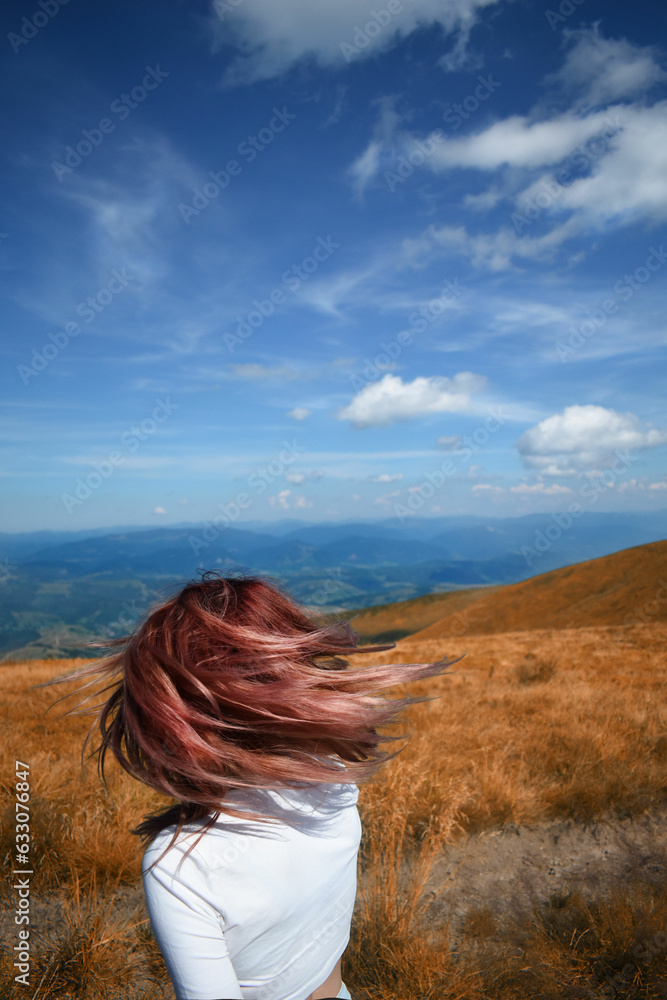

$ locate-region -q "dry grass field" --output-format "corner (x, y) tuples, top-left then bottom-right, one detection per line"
(1, 543), (666, 999)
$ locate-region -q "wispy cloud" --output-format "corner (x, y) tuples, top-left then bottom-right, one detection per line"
(210, 0), (503, 85)
(544, 24), (667, 109)
(348, 27), (667, 269)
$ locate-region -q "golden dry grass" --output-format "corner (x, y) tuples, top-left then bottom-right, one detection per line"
(411, 540), (667, 639)
(343, 622), (667, 999)
(350, 586), (500, 644)
(350, 623), (667, 834)
(1, 618), (666, 998)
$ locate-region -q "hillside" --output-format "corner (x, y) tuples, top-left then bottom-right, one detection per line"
(349, 585), (500, 643)
(408, 539), (667, 640)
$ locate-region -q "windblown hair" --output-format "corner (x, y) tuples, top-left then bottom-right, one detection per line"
(44, 572), (458, 866)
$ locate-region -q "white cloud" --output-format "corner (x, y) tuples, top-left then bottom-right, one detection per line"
(545, 25), (667, 109)
(617, 478), (667, 493)
(58, 135), (201, 288)
(617, 479), (644, 493)
(337, 372), (488, 428)
(463, 188), (503, 211)
(355, 27), (667, 267)
(323, 84), (349, 127)
(422, 28), (665, 172)
(269, 489), (291, 508)
(373, 489), (403, 505)
(350, 101), (620, 200)
(295, 265), (380, 317)
(438, 24), (484, 73)
(509, 482), (573, 495)
(348, 141), (384, 202)
(294, 244), (471, 320)
(211, 0), (502, 86)
(153, 506), (167, 514)
(369, 473), (404, 482)
(472, 483), (504, 493)
(285, 470), (324, 485)
(402, 217), (582, 271)
(348, 97), (400, 200)
(401, 100), (667, 268)
(517, 405), (667, 473)
(295, 495), (313, 508)
(287, 407), (311, 420)
(428, 108), (618, 171)
(547, 102), (667, 227)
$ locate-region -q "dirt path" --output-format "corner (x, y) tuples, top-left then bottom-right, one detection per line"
(419, 807), (667, 945)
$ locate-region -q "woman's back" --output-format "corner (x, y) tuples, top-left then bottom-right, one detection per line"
(46, 573), (454, 1000)
(142, 780), (361, 1000)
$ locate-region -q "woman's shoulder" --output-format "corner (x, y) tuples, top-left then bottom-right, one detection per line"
(222, 777), (359, 824)
(141, 820), (210, 871)
(142, 779), (359, 870)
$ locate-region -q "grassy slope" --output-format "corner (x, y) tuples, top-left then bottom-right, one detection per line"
(350, 539), (667, 644)
(2, 543), (667, 998)
(347, 585), (500, 643)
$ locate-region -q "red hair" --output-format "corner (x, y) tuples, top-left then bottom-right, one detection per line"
(44, 572), (457, 865)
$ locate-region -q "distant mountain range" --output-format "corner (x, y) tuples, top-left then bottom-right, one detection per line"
(0, 511), (664, 660)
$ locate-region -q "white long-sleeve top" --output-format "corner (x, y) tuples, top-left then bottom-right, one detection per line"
(142, 779), (361, 1000)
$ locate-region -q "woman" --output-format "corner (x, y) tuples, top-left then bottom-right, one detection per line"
(49, 573), (455, 1000)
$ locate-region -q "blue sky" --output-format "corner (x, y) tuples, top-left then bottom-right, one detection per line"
(2, 0), (667, 532)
